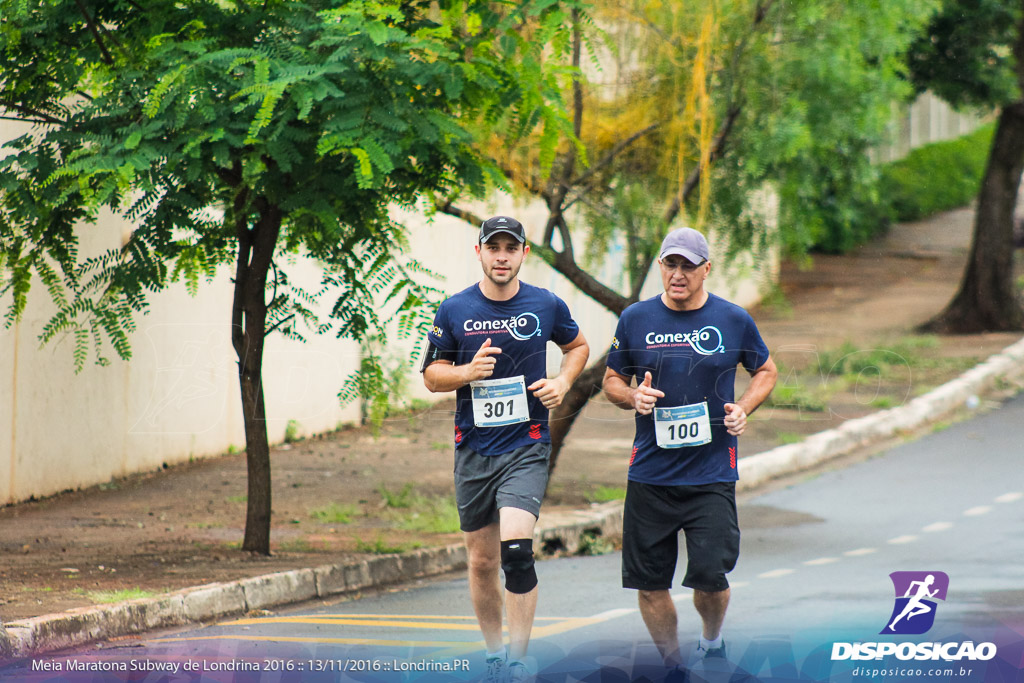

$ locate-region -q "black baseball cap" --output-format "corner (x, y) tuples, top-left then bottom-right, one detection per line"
(479, 216), (526, 243)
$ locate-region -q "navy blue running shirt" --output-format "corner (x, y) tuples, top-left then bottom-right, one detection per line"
(607, 293), (770, 486)
(425, 282), (580, 455)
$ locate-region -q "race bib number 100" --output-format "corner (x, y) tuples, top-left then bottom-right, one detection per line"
(470, 375), (530, 428)
(654, 401), (712, 448)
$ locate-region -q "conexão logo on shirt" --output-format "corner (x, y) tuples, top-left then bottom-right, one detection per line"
(463, 313), (542, 341)
(644, 325), (724, 355)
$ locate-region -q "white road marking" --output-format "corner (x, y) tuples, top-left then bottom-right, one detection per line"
(844, 548), (877, 557)
(922, 522), (953, 533)
(964, 505), (992, 516)
(887, 535), (918, 545)
(758, 568), (795, 579)
(803, 557), (839, 566)
(590, 608), (636, 620)
(995, 492), (1022, 503)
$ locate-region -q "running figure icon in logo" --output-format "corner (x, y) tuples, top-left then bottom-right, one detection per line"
(881, 571), (950, 635)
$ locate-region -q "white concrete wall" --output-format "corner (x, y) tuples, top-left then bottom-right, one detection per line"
(0, 193), (368, 503)
(875, 91), (987, 164)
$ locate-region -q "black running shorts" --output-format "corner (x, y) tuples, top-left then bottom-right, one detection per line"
(621, 480), (739, 592)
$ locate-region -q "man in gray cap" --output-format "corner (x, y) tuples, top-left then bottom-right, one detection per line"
(602, 227), (777, 674)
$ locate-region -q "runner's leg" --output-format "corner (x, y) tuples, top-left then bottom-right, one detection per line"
(638, 589), (682, 668)
(693, 588), (730, 641)
(499, 506), (539, 661)
(465, 522), (504, 653)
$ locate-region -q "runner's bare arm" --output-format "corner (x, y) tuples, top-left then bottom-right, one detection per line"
(527, 331), (590, 409)
(602, 368), (665, 415)
(423, 338), (503, 393)
(723, 357), (778, 435)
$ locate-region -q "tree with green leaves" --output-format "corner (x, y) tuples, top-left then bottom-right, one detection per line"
(906, 0), (1024, 332)
(0, 0), (580, 554)
(439, 0), (936, 470)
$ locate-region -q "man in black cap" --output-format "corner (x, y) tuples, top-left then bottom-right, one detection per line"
(603, 227), (777, 674)
(422, 216), (590, 682)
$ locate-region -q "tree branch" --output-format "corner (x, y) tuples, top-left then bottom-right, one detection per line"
(434, 199), (485, 228)
(567, 122), (661, 192)
(0, 114), (53, 126)
(435, 199), (629, 314)
(0, 102), (66, 127)
(265, 313), (294, 337)
(72, 0), (116, 65)
(754, 0), (778, 25)
(549, 243), (631, 313)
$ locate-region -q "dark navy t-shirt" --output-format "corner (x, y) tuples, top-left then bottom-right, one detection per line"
(606, 293), (770, 486)
(425, 282), (580, 455)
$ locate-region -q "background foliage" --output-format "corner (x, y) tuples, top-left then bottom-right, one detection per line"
(880, 124), (995, 222)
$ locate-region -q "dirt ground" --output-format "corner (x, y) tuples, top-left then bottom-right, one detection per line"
(1, 206), (1022, 623)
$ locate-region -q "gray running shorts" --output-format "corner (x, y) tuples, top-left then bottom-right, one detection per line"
(453, 442), (551, 532)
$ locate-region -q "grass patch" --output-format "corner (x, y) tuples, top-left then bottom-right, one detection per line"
(775, 431), (806, 445)
(577, 530), (616, 556)
(394, 494), (461, 534)
(226, 495), (247, 504)
(354, 536), (418, 554)
(284, 419), (302, 444)
(83, 588), (157, 604)
(869, 396), (896, 409)
(586, 485), (626, 503)
(278, 538), (314, 553)
(764, 383), (829, 412)
(378, 483), (415, 508)
(309, 502), (358, 524)
(767, 335), (969, 414)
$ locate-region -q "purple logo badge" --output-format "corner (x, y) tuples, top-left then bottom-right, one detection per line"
(880, 571), (949, 635)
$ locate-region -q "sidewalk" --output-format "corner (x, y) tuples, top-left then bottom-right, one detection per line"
(3, 207), (1024, 658)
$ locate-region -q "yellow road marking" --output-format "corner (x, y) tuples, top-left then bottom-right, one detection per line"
(153, 634), (470, 648)
(154, 608), (635, 651)
(220, 617), (482, 630)
(221, 614), (564, 627)
(232, 614), (564, 621)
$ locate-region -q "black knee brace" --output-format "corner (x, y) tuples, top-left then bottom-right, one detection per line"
(500, 538), (537, 594)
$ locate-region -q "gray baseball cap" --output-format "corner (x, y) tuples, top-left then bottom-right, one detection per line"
(479, 216), (526, 243)
(660, 227), (709, 264)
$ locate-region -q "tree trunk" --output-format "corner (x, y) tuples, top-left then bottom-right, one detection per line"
(231, 200), (282, 556)
(548, 350), (609, 472)
(921, 102), (1024, 333)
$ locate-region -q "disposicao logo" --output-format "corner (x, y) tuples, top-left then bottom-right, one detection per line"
(882, 571), (948, 635)
(831, 571), (997, 663)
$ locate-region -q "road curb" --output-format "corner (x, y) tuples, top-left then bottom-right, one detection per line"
(4, 336), (1023, 659)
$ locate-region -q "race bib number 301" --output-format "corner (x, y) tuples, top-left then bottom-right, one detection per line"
(470, 375), (530, 428)
(654, 401), (712, 448)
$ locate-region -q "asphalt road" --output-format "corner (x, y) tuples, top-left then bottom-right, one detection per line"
(4, 395), (1024, 682)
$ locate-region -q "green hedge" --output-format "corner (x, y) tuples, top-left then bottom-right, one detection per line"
(879, 123), (994, 222)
